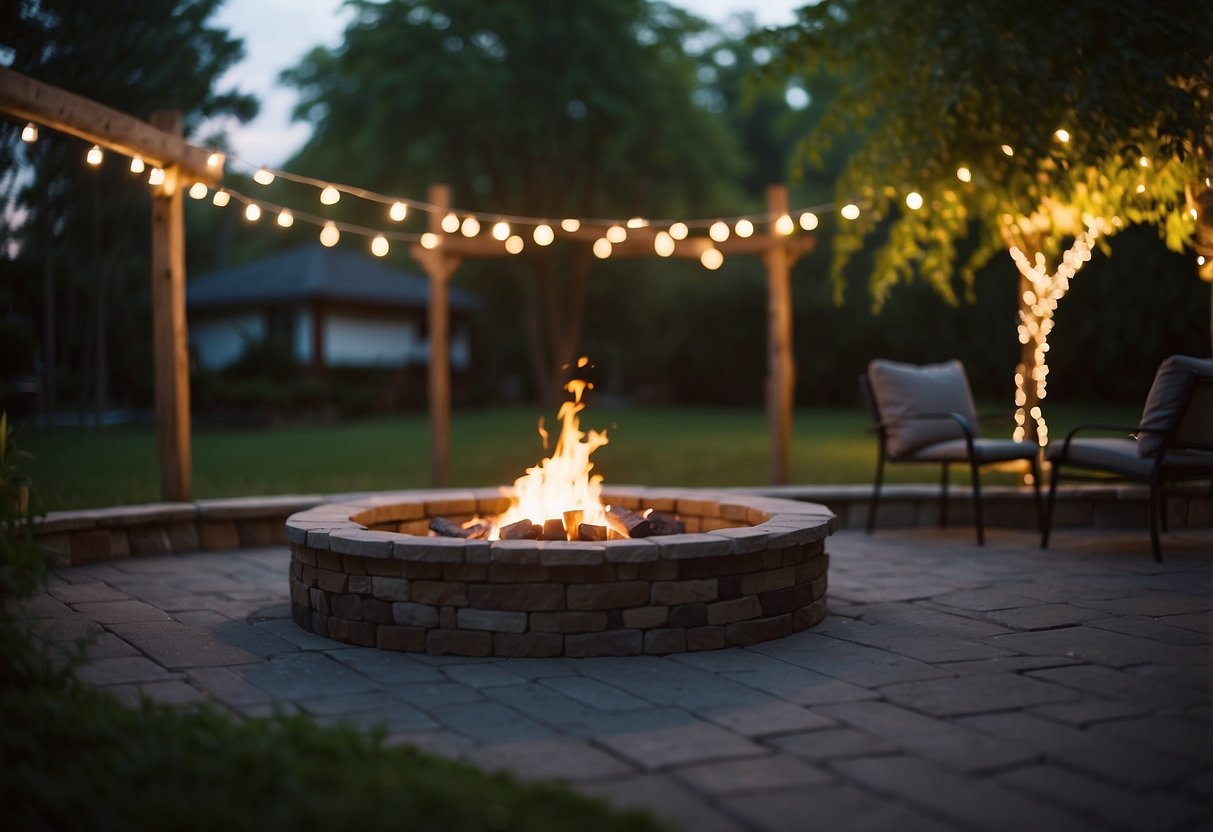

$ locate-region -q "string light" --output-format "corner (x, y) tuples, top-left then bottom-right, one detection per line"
(188, 182), (208, 199)
(212, 190), (230, 207)
(735, 219), (754, 238)
(799, 212), (818, 231)
(147, 167), (165, 186)
(320, 185), (341, 205)
(21, 123), (37, 142)
(1001, 144), (1015, 156)
(1139, 156), (1150, 168)
(420, 232), (439, 249)
(86, 144), (103, 166)
(1053, 129), (1070, 143)
(654, 230), (675, 257)
(668, 222), (689, 241)
(371, 234), (389, 256)
(460, 216), (481, 237)
(605, 224), (627, 243)
(592, 238), (612, 258)
(129, 155), (145, 174)
(709, 220), (730, 242)
(206, 152), (224, 169)
(533, 224), (555, 246)
(905, 191), (923, 210)
(957, 166), (972, 183)
(244, 203), (261, 222)
(1135, 184), (1146, 194)
(253, 167), (275, 185)
(319, 221), (340, 247)
(700, 247), (724, 270)
(840, 203), (860, 220)
(505, 235), (524, 254)
(626, 217), (648, 228)
(560, 218), (581, 232)
(277, 209), (294, 228)
(491, 221), (510, 241)
(441, 212), (460, 233)
(774, 214), (795, 235)
(1198, 256), (1206, 266)
(389, 201), (407, 221)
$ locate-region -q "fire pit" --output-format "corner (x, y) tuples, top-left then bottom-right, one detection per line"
(284, 361), (834, 656)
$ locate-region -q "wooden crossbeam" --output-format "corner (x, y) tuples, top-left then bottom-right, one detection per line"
(0, 67), (219, 184)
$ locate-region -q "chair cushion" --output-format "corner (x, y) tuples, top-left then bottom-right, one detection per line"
(1049, 436), (1213, 479)
(868, 359), (979, 457)
(1137, 355), (1213, 457)
(905, 438), (1039, 463)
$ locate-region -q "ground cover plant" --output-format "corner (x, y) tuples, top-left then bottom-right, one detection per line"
(0, 416), (665, 832)
(21, 403), (1138, 510)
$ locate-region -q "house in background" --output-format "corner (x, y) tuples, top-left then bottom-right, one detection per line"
(187, 245), (478, 371)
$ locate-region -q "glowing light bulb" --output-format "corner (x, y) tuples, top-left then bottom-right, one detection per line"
(626, 217), (648, 228)
(21, 123), (37, 142)
(212, 190), (230, 207)
(1135, 183), (1146, 194)
(841, 203), (860, 220)
(735, 219), (754, 238)
(700, 247), (724, 270)
(774, 213), (795, 235)
(320, 185), (340, 205)
(505, 235), (524, 254)
(319, 222), (340, 247)
(1198, 256), (1207, 266)
(669, 222), (689, 241)
(1191, 208), (1199, 220)
(956, 166), (972, 183)
(188, 182), (208, 200)
(460, 216), (481, 237)
(147, 167), (165, 186)
(605, 224), (627, 243)
(491, 221), (510, 241)
(371, 235), (389, 256)
(206, 152), (224, 168)
(654, 231), (675, 257)
(1139, 156), (1150, 168)
(86, 145), (103, 166)
(277, 209), (294, 228)
(593, 238), (612, 259)
(421, 232), (439, 249)
(253, 167), (275, 185)
(442, 212), (460, 233)
(799, 212), (819, 231)
(129, 155), (145, 174)
(905, 191), (924, 210)
(389, 201), (407, 221)
(1001, 144), (1014, 156)
(533, 224), (555, 246)
(1054, 129), (1070, 143)
(244, 203), (261, 222)
(560, 218), (581, 232)
(709, 220), (730, 242)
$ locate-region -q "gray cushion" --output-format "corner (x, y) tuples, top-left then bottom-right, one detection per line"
(1137, 355), (1213, 457)
(868, 359), (978, 457)
(1049, 436), (1213, 478)
(904, 438), (1039, 464)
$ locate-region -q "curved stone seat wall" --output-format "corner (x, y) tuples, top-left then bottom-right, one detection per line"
(284, 489), (835, 657)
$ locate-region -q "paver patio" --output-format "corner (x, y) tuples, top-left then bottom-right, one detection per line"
(26, 525), (1212, 832)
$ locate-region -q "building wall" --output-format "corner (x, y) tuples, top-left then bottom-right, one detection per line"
(323, 311), (421, 366)
(190, 313), (265, 370)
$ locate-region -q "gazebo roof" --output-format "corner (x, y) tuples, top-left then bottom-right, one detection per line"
(187, 245), (479, 312)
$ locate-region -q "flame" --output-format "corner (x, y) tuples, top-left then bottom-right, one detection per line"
(491, 367), (612, 540)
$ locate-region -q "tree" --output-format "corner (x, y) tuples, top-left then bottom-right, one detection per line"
(281, 0), (745, 400)
(765, 0), (1213, 444)
(0, 0), (256, 419)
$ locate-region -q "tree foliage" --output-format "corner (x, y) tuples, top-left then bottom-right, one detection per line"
(763, 0), (1213, 306)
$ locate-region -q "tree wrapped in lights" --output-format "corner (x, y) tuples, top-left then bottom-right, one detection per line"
(765, 0), (1213, 445)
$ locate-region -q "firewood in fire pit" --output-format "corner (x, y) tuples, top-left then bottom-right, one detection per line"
(500, 519), (542, 540)
(577, 523), (608, 541)
(540, 518), (568, 540)
(462, 522), (490, 540)
(605, 505), (651, 538)
(430, 516), (484, 538)
(645, 511), (686, 536)
(562, 509), (583, 541)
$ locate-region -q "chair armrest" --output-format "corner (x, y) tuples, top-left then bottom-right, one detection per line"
(1054, 423), (1156, 461)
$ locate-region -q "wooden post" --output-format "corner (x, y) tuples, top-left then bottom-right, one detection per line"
(423, 184), (457, 487)
(149, 111), (191, 502)
(765, 185), (795, 485)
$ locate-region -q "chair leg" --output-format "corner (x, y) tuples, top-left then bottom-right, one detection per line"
(1159, 486), (1169, 532)
(969, 459), (984, 546)
(1030, 455), (1044, 535)
(1148, 476), (1163, 563)
(939, 463), (949, 528)
(867, 449), (886, 535)
(1041, 461), (1061, 549)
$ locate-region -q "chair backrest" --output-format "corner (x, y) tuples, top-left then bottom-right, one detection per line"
(866, 359), (979, 458)
(1170, 376), (1213, 453)
(1137, 355), (1213, 457)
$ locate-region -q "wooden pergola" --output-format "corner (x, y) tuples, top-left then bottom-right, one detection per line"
(1, 67), (816, 498)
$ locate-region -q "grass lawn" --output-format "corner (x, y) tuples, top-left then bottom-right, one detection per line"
(16, 403), (1140, 511)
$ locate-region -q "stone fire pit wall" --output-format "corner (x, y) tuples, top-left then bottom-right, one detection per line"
(284, 489), (835, 657)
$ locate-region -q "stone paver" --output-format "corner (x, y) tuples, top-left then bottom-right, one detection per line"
(33, 526), (1212, 832)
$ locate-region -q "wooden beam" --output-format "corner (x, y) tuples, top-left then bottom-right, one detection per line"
(765, 185), (795, 486)
(0, 67), (219, 184)
(149, 111), (192, 502)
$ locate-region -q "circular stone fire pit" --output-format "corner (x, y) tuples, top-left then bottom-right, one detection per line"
(284, 488), (834, 657)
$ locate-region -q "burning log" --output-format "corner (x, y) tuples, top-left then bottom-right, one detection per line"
(540, 518), (568, 540)
(563, 509), (583, 541)
(500, 519), (542, 540)
(605, 505), (651, 539)
(462, 522), (490, 540)
(645, 511), (686, 536)
(430, 516), (486, 539)
(577, 523), (608, 541)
